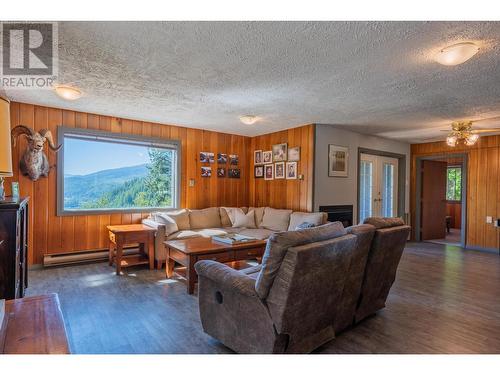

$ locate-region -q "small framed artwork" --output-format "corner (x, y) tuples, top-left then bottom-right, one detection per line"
(264, 164), (274, 180)
(229, 154), (239, 165)
(272, 143), (287, 162)
(217, 168), (226, 177)
(11, 182), (19, 198)
(254, 165), (264, 178)
(263, 151), (272, 164)
(228, 168), (240, 178)
(275, 162), (285, 179)
(286, 162), (297, 179)
(201, 166), (212, 177)
(288, 146), (300, 161)
(254, 150), (263, 165)
(200, 152), (214, 163)
(217, 153), (227, 164)
(328, 145), (349, 177)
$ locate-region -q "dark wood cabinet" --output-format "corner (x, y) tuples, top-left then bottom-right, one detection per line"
(0, 197), (29, 300)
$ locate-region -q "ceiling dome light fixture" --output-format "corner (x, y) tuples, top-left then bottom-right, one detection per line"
(54, 85), (83, 101)
(435, 42), (480, 66)
(239, 115), (259, 125)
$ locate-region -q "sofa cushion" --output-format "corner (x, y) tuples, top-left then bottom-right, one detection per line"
(255, 221), (347, 299)
(160, 209), (190, 230)
(249, 207), (266, 227)
(260, 207), (293, 232)
(363, 217), (405, 229)
(288, 212), (327, 231)
(151, 212), (179, 236)
(220, 207), (248, 227)
(239, 228), (275, 240)
(189, 207), (222, 229)
(232, 209), (257, 228)
(167, 228), (232, 240)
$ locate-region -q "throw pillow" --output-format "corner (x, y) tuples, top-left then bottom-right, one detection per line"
(232, 209), (257, 228)
(189, 207), (222, 229)
(155, 212), (179, 236)
(260, 207), (293, 232)
(164, 209), (190, 230)
(288, 212), (326, 231)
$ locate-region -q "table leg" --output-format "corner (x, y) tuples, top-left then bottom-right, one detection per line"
(187, 256), (196, 295)
(148, 234), (154, 270)
(166, 250), (175, 278)
(108, 242), (114, 266)
(116, 242), (123, 275)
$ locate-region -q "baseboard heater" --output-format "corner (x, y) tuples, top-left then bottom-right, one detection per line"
(43, 246), (139, 267)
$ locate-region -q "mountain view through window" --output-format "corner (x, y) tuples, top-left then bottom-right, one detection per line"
(61, 133), (178, 212)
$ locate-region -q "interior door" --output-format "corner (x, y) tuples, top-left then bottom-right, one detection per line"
(359, 154), (399, 223)
(421, 160), (447, 240)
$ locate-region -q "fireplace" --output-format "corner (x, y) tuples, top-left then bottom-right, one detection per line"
(319, 205), (353, 227)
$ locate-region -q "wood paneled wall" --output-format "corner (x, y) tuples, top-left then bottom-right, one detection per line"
(411, 136), (500, 249)
(5, 102), (250, 264)
(248, 124), (315, 212)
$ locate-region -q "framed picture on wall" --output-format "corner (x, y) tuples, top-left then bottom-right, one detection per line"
(263, 151), (272, 164)
(286, 162), (297, 179)
(328, 145), (349, 177)
(254, 150), (263, 165)
(200, 152), (214, 163)
(288, 146), (300, 161)
(217, 153), (227, 164)
(264, 164), (274, 180)
(275, 162), (285, 179)
(254, 165), (264, 178)
(272, 143), (287, 162)
(201, 166), (212, 177)
(228, 168), (240, 178)
(217, 167), (226, 177)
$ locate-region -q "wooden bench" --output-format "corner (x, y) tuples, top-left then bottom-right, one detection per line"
(0, 293), (70, 354)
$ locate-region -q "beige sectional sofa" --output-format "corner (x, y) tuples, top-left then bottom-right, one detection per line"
(142, 207), (328, 267)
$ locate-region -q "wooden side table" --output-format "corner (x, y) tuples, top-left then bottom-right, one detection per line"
(107, 224), (156, 275)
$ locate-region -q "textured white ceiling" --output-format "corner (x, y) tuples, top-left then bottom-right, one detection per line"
(4, 21), (500, 142)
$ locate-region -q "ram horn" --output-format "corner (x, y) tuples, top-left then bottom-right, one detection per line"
(11, 125), (35, 147)
(39, 129), (62, 151)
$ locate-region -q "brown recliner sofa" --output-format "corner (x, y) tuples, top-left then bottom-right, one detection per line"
(195, 217), (410, 353)
(354, 217), (411, 323)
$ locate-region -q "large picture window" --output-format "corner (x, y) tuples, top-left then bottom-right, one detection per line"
(446, 166), (462, 201)
(57, 127), (180, 215)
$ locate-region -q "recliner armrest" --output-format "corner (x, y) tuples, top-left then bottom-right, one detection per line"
(195, 260), (258, 297)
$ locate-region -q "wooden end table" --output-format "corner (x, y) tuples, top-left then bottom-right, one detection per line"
(164, 237), (267, 294)
(107, 224), (156, 275)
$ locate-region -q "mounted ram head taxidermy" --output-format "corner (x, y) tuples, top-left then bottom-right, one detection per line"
(11, 125), (62, 181)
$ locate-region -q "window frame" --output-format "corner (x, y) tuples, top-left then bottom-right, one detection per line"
(446, 165), (462, 203)
(57, 126), (181, 216)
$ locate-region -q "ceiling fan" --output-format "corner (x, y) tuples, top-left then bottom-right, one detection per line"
(440, 119), (500, 147)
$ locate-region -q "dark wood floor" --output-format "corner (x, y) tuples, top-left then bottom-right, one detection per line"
(27, 242), (500, 354)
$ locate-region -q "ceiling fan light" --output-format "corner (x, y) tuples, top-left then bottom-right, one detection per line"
(435, 42), (480, 66)
(465, 133), (479, 146)
(446, 135), (458, 147)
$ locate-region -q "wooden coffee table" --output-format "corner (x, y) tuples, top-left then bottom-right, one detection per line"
(164, 237), (267, 294)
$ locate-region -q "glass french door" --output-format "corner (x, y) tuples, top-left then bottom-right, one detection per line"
(359, 154), (398, 223)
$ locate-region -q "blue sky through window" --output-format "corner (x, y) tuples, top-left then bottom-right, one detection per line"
(64, 138), (151, 175)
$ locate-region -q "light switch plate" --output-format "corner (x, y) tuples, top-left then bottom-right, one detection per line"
(189, 179), (195, 187)
(486, 216), (493, 224)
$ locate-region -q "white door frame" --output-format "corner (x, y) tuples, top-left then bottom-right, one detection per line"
(357, 148), (406, 224)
